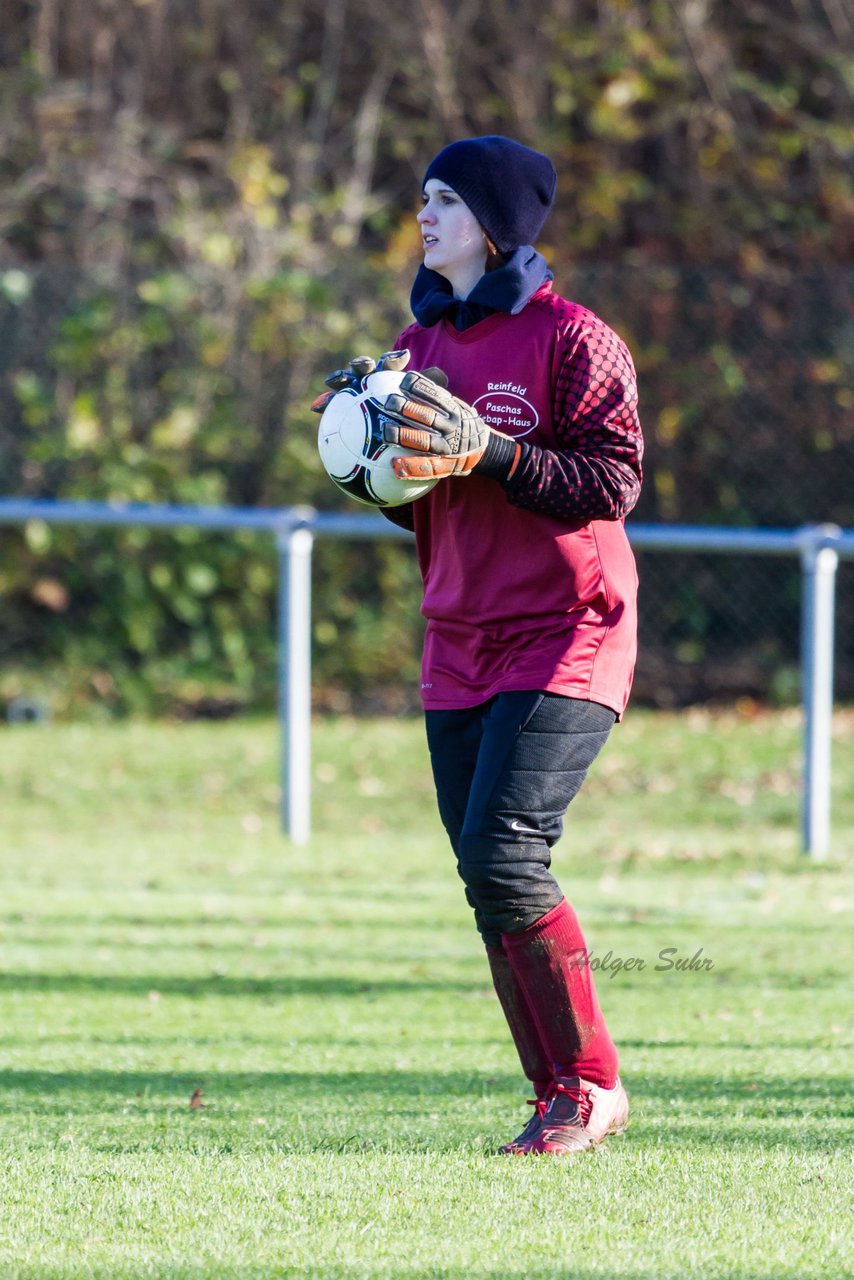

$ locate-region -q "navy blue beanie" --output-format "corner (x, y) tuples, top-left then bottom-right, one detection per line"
(422, 135), (557, 254)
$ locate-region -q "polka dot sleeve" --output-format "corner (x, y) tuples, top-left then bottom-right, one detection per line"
(505, 304), (644, 521)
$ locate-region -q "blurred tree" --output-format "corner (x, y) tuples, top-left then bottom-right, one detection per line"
(0, 0), (851, 712)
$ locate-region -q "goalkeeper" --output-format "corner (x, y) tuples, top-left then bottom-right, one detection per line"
(316, 136), (643, 1156)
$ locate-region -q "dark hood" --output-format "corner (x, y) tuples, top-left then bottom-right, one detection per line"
(410, 246), (553, 331)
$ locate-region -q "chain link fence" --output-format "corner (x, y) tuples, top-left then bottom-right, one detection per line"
(635, 551), (801, 707)
(0, 262), (852, 713)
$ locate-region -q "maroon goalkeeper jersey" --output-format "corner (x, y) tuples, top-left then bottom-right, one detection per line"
(387, 281), (643, 717)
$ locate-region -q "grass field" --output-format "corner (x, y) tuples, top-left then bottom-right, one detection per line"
(0, 708), (851, 1279)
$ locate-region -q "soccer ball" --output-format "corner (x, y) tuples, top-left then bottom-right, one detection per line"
(317, 370), (439, 508)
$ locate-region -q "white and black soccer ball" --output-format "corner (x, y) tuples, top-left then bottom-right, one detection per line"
(317, 370), (439, 508)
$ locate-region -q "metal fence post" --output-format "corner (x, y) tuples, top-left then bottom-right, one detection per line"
(277, 517), (314, 843)
(799, 524), (840, 861)
(4, 499), (854, 854)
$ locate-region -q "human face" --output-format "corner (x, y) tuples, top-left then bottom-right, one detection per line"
(417, 178), (488, 298)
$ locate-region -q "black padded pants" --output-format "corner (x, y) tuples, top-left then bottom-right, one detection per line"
(425, 691), (615, 948)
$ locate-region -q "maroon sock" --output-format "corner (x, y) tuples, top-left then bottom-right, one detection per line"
(485, 945), (552, 1098)
(501, 898), (619, 1089)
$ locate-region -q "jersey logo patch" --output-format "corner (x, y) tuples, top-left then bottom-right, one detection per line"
(472, 390), (539, 439)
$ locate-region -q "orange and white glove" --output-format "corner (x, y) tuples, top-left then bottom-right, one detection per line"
(381, 371), (522, 481)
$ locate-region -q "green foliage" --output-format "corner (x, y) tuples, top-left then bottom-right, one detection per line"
(0, 252), (410, 713)
(0, 1), (852, 711)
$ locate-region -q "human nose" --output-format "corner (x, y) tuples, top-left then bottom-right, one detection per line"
(417, 203), (434, 225)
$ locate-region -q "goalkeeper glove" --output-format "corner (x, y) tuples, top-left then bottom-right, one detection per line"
(380, 371), (521, 481)
(310, 349), (444, 413)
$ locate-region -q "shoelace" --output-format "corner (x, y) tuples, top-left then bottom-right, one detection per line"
(525, 1095), (552, 1122)
(525, 1079), (559, 1120)
(549, 1081), (594, 1127)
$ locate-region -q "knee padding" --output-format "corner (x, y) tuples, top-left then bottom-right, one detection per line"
(457, 833), (563, 937)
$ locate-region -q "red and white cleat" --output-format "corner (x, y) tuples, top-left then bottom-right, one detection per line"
(497, 1088), (555, 1155)
(514, 1076), (629, 1155)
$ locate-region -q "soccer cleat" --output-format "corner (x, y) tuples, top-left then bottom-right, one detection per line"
(497, 1088), (554, 1155)
(515, 1076), (629, 1156)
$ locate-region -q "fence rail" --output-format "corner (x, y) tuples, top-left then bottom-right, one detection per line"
(2, 498), (852, 856)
